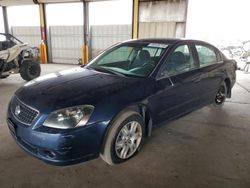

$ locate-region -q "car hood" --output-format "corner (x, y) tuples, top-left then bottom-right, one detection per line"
(15, 67), (141, 113)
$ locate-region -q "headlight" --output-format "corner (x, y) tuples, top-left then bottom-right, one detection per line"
(43, 105), (94, 129)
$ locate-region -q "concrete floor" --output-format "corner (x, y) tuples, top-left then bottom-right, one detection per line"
(0, 64), (250, 188)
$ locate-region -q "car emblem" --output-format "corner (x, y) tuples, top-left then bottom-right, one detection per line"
(15, 105), (21, 116)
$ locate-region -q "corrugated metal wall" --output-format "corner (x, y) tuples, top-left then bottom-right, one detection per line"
(139, 22), (176, 38)
(11, 25), (131, 64)
(8, 1), (187, 64)
(90, 25), (132, 58)
(11, 26), (41, 47)
(139, 0), (187, 38)
(49, 26), (83, 64)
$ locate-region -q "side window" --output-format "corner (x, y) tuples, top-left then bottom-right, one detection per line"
(195, 45), (217, 67)
(160, 44), (195, 77)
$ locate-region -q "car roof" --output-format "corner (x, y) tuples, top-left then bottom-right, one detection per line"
(123, 38), (220, 51)
(124, 38), (212, 45)
(124, 38), (181, 44)
(134, 38), (182, 44)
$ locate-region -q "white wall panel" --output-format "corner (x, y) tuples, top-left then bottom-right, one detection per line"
(90, 25), (131, 58)
(11, 26), (41, 47)
(138, 0), (187, 39)
(139, 22), (177, 39)
(50, 26), (83, 64)
(175, 22), (186, 38)
(0, 7), (4, 33)
(139, 0), (187, 23)
(8, 5), (40, 27)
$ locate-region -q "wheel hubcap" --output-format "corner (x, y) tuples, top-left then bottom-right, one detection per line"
(215, 86), (226, 105)
(115, 121), (142, 159)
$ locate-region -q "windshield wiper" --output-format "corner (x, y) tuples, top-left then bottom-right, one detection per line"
(87, 66), (126, 77)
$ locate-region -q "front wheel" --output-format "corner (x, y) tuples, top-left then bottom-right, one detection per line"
(100, 111), (145, 165)
(20, 59), (41, 81)
(210, 82), (227, 109)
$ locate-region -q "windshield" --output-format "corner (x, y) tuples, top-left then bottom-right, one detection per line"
(87, 42), (169, 77)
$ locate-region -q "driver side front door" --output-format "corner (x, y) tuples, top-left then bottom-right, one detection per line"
(149, 44), (201, 124)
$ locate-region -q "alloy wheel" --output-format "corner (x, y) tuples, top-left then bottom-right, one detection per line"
(115, 121), (143, 159)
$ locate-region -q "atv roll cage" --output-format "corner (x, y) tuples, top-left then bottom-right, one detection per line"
(0, 33), (41, 81)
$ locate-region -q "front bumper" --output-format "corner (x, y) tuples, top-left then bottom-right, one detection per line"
(7, 112), (109, 166)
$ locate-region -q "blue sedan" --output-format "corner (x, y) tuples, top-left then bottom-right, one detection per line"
(7, 39), (237, 165)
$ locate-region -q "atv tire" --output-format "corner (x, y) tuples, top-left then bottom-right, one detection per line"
(0, 75), (10, 79)
(20, 59), (41, 81)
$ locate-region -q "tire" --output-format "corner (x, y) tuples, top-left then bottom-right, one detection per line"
(100, 111), (145, 165)
(0, 75), (10, 79)
(20, 59), (41, 81)
(210, 82), (227, 109)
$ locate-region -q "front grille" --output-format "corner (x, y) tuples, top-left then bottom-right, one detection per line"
(10, 96), (39, 126)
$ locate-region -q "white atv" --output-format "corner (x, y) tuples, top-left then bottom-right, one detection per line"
(0, 33), (41, 81)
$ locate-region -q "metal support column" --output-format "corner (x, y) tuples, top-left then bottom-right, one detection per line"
(82, 1), (89, 65)
(132, 0), (139, 39)
(2, 7), (9, 34)
(183, 0), (189, 37)
(38, 3), (48, 64)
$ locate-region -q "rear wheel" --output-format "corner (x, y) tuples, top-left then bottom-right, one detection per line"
(210, 82), (227, 109)
(20, 59), (41, 81)
(100, 111), (145, 165)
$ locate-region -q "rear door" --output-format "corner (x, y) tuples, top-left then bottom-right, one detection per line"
(193, 43), (225, 105)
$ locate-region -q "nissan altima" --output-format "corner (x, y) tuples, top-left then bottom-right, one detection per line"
(7, 39), (237, 165)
